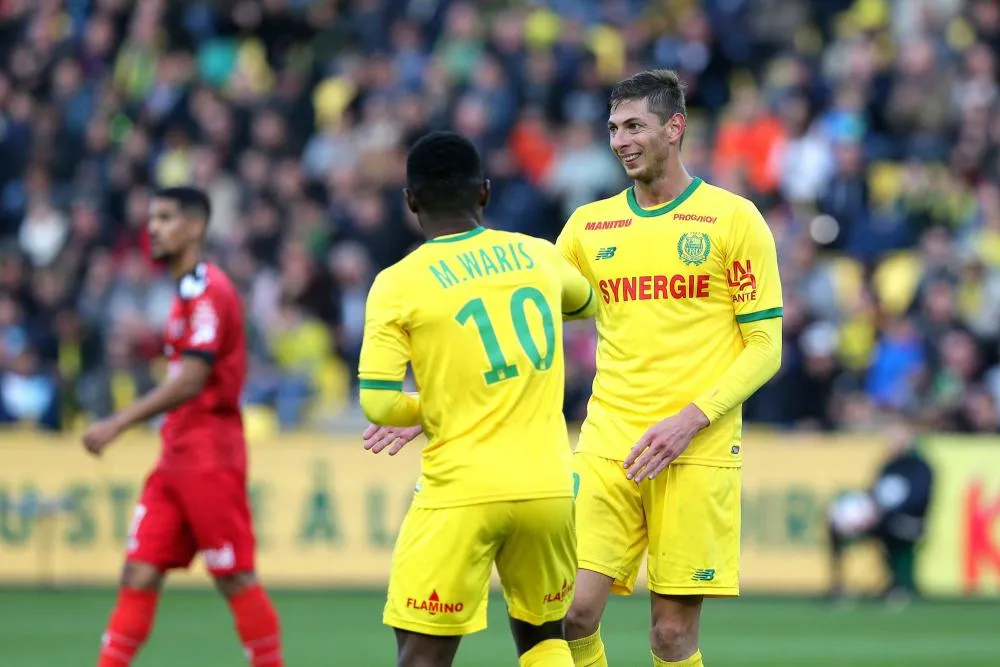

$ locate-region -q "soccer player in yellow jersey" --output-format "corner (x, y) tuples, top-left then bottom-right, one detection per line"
(557, 70), (783, 667)
(358, 131), (597, 667)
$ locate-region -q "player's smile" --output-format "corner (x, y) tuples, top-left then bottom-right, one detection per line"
(620, 152), (641, 166)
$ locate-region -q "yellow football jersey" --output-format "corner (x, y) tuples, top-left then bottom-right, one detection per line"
(557, 177), (783, 467)
(359, 226), (595, 508)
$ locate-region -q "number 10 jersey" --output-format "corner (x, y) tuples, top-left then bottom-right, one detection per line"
(358, 226), (594, 509)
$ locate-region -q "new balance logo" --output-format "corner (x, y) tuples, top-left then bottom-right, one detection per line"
(691, 568), (716, 582)
(595, 247), (617, 260)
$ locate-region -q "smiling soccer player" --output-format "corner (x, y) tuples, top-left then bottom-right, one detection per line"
(556, 69), (784, 667)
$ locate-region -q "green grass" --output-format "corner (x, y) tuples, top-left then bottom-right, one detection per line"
(1, 589), (998, 666)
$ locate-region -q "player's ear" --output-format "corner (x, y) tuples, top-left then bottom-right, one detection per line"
(480, 179), (490, 208)
(668, 112), (686, 145)
(186, 214), (207, 243)
(403, 188), (419, 214)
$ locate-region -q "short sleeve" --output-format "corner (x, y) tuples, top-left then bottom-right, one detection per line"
(726, 200), (783, 323)
(555, 210), (583, 271)
(182, 291), (225, 361)
(555, 252), (596, 318)
(357, 270), (411, 390)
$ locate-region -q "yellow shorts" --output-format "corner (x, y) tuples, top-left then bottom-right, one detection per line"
(384, 497), (576, 636)
(574, 451), (741, 597)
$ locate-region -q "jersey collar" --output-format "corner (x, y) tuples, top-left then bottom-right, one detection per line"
(425, 226), (487, 244)
(177, 262), (208, 299)
(626, 177), (703, 218)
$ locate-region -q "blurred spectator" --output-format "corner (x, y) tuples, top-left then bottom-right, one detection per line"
(867, 317), (927, 411)
(246, 298), (331, 430)
(545, 120), (624, 220)
(77, 333), (155, 421)
(0, 0), (998, 433)
(0, 346), (60, 430)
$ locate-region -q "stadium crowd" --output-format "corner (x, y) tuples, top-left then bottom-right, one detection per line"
(0, 0), (998, 434)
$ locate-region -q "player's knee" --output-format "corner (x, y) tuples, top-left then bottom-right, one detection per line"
(564, 569), (613, 639)
(120, 561), (165, 591)
(650, 612), (698, 660)
(565, 600), (602, 640)
(213, 570), (257, 598)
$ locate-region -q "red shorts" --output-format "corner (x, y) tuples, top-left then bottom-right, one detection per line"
(126, 468), (255, 574)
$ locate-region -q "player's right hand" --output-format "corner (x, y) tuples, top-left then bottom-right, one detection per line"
(363, 424), (423, 456)
(82, 417), (124, 457)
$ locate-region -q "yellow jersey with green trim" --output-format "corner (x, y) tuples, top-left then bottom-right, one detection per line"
(359, 226), (595, 508)
(556, 177), (783, 467)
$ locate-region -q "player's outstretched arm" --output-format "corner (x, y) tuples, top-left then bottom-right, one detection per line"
(538, 234), (596, 320)
(557, 255), (597, 321)
(82, 356), (211, 456)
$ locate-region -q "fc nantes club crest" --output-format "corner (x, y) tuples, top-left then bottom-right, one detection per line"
(677, 232), (711, 266)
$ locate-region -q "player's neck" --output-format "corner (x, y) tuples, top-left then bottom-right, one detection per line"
(168, 247), (203, 281)
(632, 161), (693, 209)
(423, 217), (480, 241)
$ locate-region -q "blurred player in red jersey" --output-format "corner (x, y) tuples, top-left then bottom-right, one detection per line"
(82, 187), (283, 667)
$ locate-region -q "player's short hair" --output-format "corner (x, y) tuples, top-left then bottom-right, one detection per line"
(609, 69), (687, 124)
(406, 131), (483, 213)
(154, 186), (212, 224)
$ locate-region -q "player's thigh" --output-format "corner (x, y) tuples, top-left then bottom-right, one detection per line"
(574, 451), (647, 595)
(172, 468), (256, 574)
(127, 470), (197, 571)
(644, 464), (741, 596)
(495, 497), (576, 626)
(384, 503), (500, 637)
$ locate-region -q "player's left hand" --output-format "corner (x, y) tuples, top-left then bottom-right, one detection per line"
(624, 404), (710, 482)
(363, 424), (423, 456)
(82, 417), (124, 456)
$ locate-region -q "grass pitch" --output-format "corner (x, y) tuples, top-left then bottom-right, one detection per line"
(1, 588), (997, 666)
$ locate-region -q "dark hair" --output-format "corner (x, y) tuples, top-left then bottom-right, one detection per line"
(609, 69), (687, 124)
(154, 186), (212, 224)
(406, 131), (483, 213)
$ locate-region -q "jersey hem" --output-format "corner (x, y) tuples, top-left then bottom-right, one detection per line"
(735, 307), (783, 323)
(358, 378), (405, 390)
(578, 560), (629, 584)
(565, 288), (594, 316)
(649, 582), (739, 597)
(574, 450), (742, 468)
(383, 614), (487, 636)
(410, 489), (573, 509)
(181, 349), (216, 364)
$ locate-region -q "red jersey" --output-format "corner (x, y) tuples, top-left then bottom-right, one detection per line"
(160, 262), (247, 472)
